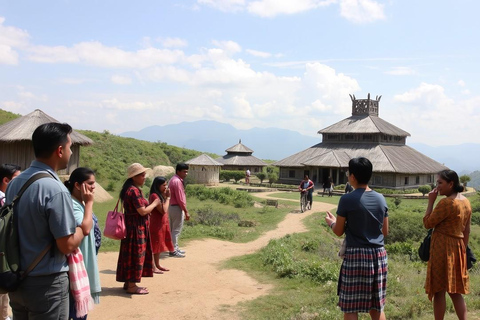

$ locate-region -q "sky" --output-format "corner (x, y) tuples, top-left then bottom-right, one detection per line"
(0, 0), (479, 147)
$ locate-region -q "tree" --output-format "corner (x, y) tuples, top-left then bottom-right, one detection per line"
(460, 175), (471, 188)
(256, 172), (266, 184)
(268, 172), (278, 187)
(418, 185), (431, 196)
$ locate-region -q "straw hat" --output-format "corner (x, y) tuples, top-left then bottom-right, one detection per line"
(127, 163), (147, 179)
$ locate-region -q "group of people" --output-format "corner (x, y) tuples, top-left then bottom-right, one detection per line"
(116, 162), (190, 295)
(0, 121), (473, 320)
(325, 157), (471, 320)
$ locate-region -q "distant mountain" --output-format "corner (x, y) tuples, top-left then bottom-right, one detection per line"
(121, 120), (321, 161)
(121, 120), (480, 177)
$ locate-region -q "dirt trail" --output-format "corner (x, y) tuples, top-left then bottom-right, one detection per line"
(89, 192), (337, 320)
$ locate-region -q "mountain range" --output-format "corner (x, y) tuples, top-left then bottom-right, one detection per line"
(121, 120), (480, 177)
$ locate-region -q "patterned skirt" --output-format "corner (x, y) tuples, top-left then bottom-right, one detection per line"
(338, 247), (388, 313)
(116, 214), (153, 283)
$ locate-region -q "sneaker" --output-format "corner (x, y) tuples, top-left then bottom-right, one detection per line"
(177, 249), (186, 254)
(169, 251), (185, 258)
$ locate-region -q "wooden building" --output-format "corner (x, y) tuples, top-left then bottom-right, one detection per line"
(185, 154), (223, 186)
(274, 94), (448, 189)
(0, 109), (93, 174)
(215, 140), (267, 173)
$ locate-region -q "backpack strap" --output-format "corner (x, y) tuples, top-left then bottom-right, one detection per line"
(12, 172), (55, 277)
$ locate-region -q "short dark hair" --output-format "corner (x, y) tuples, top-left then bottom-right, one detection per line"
(176, 163), (189, 173)
(437, 169), (464, 193)
(64, 167), (95, 193)
(348, 157), (373, 184)
(0, 164), (21, 181)
(32, 122), (72, 158)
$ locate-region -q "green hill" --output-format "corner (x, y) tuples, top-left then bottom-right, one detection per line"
(0, 109), (218, 186)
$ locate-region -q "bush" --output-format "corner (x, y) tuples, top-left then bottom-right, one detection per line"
(386, 212), (425, 244)
(220, 170), (245, 183)
(268, 172), (278, 186)
(186, 185), (254, 208)
(418, 185), (431, 196)
(195, 206), (240, 226)
(256, 172), (267, 184)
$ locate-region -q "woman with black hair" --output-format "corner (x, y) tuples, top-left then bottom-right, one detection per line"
(149, 176), (175, 273)
(64, 167), (100, 319)
(424, 170), (471, 320)
(116, 163), (160, 295)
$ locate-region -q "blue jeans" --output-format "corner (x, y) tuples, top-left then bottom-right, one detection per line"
(9, 272), (69, 320)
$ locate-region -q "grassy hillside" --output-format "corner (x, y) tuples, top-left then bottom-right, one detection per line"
(0, 109), (218, 186)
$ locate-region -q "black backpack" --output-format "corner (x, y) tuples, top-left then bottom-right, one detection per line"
(0, 172), (53, 293)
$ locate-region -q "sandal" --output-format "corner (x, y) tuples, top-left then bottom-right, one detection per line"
(127, 287), (149, 295)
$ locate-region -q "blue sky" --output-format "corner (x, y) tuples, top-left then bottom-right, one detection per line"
(0, 0), (479, 146)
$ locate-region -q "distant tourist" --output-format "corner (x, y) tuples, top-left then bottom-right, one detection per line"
(323, 176), (334, 197)
(423, 170), (471, 319)
(245, 169), (251, 184)
(149, 176), (174, 272)
(325, 157), (389, 320)
(344, 181), (353, 193)
(0, 164), (21, 320)
(168, 163), (190, 258)
(116, 163), (160, 295)
(298, 175), (314, 210)
(64, 167), (101, 319)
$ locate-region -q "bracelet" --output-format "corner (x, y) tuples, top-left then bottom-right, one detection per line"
(329, 222), (335, 229)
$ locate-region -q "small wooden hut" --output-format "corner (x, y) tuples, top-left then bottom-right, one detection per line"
(215, 140), (267, 173)
(186, 154), (223, 186)
(0, 109), (93, 174)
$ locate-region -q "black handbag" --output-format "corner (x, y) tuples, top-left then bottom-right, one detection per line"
(418, 229), (433, 262)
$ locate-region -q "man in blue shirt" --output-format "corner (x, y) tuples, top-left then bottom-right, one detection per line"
(6, 123), (87, 320)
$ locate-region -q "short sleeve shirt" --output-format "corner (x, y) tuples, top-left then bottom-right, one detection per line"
(123, 185), (148, 214)
(5, 160), (77, 275)
(336, 188), (388, 248)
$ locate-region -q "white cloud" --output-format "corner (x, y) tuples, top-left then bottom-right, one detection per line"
(246, 49), (272, 58)
(232, 95), (254, 118)
(100, 98), (165, 111)
(111, 75), (133, 85)
(247, 0), (335, 18)
(385, 67), (417, 76)
(0, 17), (30, 65)
(197, 0), (245, 12)
(339, 0), (386, 24)
(211, 40), (242, 55)
(160, 37), (188, 48)
(27, 42), (186, 68)
(458, 80), (466, 87)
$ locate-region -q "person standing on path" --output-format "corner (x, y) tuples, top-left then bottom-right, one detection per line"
(6, 122), (89, 320)
(168, 163), (189, 258)
(0, 164), (21, 320)
(423, 170), (471, 320)
(325, 157), (389, 320)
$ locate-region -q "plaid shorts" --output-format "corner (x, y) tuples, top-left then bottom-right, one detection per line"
(338, 247), (388, 313)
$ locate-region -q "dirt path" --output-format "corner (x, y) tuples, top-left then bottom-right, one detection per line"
(88, 192), (337, 320)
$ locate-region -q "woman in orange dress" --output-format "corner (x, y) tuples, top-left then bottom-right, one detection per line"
(423, 170), (471, 320)
(149, 176), (175, 273)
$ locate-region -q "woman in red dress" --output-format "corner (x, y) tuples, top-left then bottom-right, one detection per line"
(116, 163), (160, 295)
(149, 176), (175, 273)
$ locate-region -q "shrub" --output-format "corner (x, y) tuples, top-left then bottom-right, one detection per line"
(106, 181), (115, 191)
(186, 185), (254, 208)
(386, 212), (425, 243)
(256, 172), (267, 184)
(195, 206), (240, 226)
(418, 185), (431, 196)
(268, 172), (278, 186)
(394, 197), (402, 208)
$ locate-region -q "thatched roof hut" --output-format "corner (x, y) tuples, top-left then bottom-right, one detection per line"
(186, 154), (223, 186)
(215, 140), (267, 173)
(0, 109), (93, 174)
(275, 94), (448, 189)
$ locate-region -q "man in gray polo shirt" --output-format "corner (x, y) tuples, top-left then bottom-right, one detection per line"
(5, 122), (88, 320)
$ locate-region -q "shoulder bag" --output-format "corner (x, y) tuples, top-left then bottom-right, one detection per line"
(103, 198), (126, 240)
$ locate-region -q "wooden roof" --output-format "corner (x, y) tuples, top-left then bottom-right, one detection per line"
(225, 140), (254, 154)
(274, 142), (448, 174)
(319, 114), (411, 137)
(0, 109), (93, 145)
(215, 154), (267, 166)
(186, 154), (223, 166)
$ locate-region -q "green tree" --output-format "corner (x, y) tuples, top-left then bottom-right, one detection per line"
(460, 175), (471, 188)
(256, 172), (267, 184)
(418, 185), (431, 196)
(268, 172), (278, 186)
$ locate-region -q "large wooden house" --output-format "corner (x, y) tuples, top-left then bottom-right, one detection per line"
(0, 109), (93, 174)
(215, 140), (267, 173)
(274, 94), (448, 189)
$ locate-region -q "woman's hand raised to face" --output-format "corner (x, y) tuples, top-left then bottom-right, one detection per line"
(428, 187), (438, 203)
(81, 183), (95, 204)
